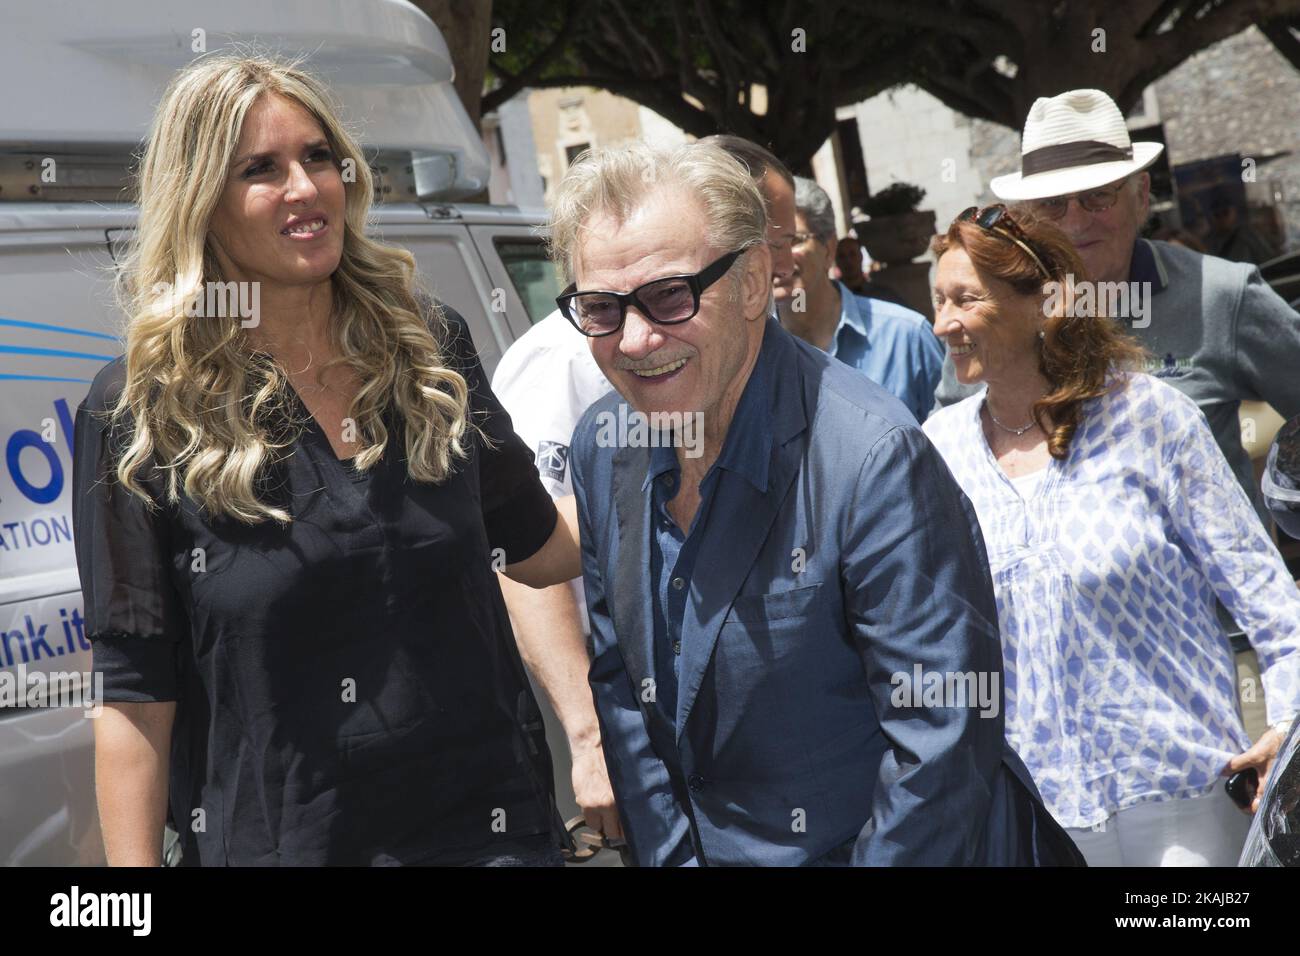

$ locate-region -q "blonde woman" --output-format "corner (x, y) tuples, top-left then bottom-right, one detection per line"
(71, 54), (580, 866)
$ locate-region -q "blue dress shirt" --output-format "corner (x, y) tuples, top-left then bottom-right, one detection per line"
(828, 280), (943, 422)
(645, 333), (773, 731)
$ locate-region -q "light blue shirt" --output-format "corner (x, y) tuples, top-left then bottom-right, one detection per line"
(828, 280), (943, 423)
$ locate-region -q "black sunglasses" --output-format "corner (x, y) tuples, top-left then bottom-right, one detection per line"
(955, 204), (1052, 280)
(557, 248), (745, 337)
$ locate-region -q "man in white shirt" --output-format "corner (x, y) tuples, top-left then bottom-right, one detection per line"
(492, 136), (797, 843)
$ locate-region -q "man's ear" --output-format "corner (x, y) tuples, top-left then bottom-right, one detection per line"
(1135, 172), (1152, 219)
(742, 243), (772, 321)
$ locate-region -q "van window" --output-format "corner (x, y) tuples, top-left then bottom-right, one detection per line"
(494, 239), (564, 325)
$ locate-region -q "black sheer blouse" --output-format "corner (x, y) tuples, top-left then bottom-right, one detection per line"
(72, 305), (563, 865)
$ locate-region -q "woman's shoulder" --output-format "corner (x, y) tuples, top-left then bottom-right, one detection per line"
(414, 292), (480, 376)
(921, 392), (987, 480)
(82, 354), (129, 416)
(922, 391), (983, 442)
(77, 356), (140, 465)
(1078, 370), (1204, 461)
(77, 356), (181, 502)
(1096, 368), (1200, 422)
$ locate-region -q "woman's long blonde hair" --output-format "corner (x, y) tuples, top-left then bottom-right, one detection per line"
(112, 52), (471, 524)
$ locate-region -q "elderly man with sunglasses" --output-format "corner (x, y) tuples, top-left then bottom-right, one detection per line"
(550, 138), (1084, 867)
(934, 88), (1300, 542)
(490, 138), (798, 854)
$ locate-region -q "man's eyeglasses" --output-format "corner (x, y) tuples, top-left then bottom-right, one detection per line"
(557, 248), (744, 337)
(954, 204), (1052, 280)
(1027, 178), (1128, 221)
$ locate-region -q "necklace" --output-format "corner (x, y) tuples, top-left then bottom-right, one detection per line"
(984, 398), (1036, 436)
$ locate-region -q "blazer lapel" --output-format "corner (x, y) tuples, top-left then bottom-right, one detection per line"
(675, 320), (810, 738)
(673, 441), (802, 738)
(610, 436), (655, 698)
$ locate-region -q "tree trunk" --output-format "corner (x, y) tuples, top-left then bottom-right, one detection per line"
(412, 0), (494, 130)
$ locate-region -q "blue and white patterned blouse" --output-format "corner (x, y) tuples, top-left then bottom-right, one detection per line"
(922, 371), (1300, 828)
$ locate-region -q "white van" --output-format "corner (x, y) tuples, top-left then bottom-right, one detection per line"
(0, 0), (574, 864)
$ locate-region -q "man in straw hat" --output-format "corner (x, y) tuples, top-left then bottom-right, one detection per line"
(934, 88), (1300, 533)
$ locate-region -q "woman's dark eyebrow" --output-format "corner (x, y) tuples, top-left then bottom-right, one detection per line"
(231, 138), (330, 168)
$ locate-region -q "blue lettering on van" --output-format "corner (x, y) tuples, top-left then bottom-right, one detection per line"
(2, 616), (56, 666)
(4, 397), (75, 505)
(60, 606), (90, 653)
(1, 607), (87, 670)
(0, 515), (72, 552)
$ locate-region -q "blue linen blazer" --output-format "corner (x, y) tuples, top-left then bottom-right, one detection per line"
(570, 318), (1083, 866)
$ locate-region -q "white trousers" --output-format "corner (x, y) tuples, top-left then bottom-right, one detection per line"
(1064, 786), (1252, 867)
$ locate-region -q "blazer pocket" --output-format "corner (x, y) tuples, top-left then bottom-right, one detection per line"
(726, 583), (822, 625)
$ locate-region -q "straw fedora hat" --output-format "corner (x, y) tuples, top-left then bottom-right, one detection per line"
(990, 89), (1164, 201)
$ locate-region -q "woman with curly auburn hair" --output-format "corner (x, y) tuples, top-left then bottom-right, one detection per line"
(922, 205), (1300, 867)
(71, 53), (580, 866)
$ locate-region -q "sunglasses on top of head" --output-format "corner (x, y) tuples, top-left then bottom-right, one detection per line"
(954, 204), (1053, 280)
(557, 248), (745, 337)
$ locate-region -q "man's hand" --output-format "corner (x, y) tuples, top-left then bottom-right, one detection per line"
(572, 738), (622, 840)
(1224, 727), (1285, 814)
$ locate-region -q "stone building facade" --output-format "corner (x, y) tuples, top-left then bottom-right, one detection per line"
(1153, 25), (1300, 251)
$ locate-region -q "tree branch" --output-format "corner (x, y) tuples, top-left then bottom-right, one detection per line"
(586, 9), (663, 84)
(1261, 16), (1300, 69)
(829, 35), (937, 108)
(604, 0), (670, 78)
(856, 0), (1005, 48)
(1145, 0), (1297, 64)
(694, 0), (748, 126)
(1136, 0), (1197, 37)
(755, 2), (786, 72)
(913, 49), (1014, 127)
(483, 0), (589, 114)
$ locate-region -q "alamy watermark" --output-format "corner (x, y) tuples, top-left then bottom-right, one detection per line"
(890, 664), (1000, 718)
(149, 278), (261, 328)
(1042, 275), (1151, 329)
(0, 664), (102, 718)
(49, 886), (150, 936)
(592, 405), (704, 459)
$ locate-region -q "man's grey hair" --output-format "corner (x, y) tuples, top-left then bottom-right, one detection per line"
(548, 140), (767, 283)
(793, 175), (837, 243)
